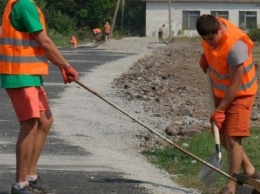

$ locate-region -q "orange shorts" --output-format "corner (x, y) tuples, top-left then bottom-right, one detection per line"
(6, 86), (50, 122)
(214, 95), (255, 137)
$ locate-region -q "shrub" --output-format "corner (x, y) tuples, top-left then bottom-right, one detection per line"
(248, 28), (260, 42)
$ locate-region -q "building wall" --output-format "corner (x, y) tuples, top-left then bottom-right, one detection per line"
(145, 2), (260, 37)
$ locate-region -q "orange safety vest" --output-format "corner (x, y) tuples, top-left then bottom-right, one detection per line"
(93, 28), (101, 34)
(202, 17), (257, 98)
(0, 0), (48, 75)
(70, 36), (77, 45)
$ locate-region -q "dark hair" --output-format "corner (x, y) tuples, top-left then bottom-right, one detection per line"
(196, 14), (220, 36)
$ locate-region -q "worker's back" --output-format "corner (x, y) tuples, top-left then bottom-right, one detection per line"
(69, 36), (77, 48)
(104, 22), (111, 34)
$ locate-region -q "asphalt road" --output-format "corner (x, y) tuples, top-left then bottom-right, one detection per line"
(0, 46), (149, 194)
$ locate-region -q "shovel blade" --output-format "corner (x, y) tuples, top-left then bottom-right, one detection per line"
(199, 151), (223, 188)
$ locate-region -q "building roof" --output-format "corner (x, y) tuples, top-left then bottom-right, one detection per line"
(142, 0), (260, 2)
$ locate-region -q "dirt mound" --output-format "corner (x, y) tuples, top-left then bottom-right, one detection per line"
(113, 38), (260, 143)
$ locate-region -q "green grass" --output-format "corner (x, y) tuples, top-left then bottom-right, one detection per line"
(47, 28), (124, 48)
(142, 128), (260, 193)
(252, 43), (260, 63)
(48, 28), (93, 48)
(48, 29), (71, 47)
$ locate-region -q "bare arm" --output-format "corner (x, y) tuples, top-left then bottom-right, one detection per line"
(217, 64), (244, 110)
(31, 30), (70, 69)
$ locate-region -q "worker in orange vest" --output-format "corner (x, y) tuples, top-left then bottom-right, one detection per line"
(92, 28), (102, 42)
(69, 35), (78, 48)
(197, 14), (259, 194)
(103, 21), (111, 42)
(0, 0), (78, 193)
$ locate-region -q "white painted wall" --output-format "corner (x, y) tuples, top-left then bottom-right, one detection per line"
(145, 2), (260, 37)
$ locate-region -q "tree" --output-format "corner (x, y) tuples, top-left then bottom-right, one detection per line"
(118, 0), (146, 36)
(84, 0), (117, 28)
(44, 5), (75, 35)
(34, 0), (47, 10)
(0, 0), (8, 24)
(0, 0), (146, 38)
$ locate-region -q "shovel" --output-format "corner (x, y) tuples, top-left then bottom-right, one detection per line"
(199, 70), (223, 187)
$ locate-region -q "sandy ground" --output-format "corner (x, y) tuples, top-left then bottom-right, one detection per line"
(50, 37), (200, 194)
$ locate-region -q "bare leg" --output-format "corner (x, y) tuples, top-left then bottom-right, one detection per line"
(220, 133), (255, 175)
(220, 134), (255, 193)
(16, 118), (38, 182)
(241, 150), (255, 175)
(28, 110), (53, 176)
(225, 136), (243, 192)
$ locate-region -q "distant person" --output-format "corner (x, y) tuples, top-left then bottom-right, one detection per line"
(158, 24), (165, 43)
(92, 28), (102, 42)
(0, 0), (78, 193)
(104, 21), (111, 42)
(69, 35), (78, 48)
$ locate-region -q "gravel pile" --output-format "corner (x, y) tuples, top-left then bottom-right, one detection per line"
(106, 37), (260, 147)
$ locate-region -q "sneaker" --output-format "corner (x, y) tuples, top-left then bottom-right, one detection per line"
(11, 185), (37, 194)
(29, 177), (55, 194)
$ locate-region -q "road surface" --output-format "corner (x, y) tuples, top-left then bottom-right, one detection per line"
(0, 38), (199, 194)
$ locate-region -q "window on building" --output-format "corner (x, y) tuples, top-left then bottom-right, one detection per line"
(239, 11), (257, 30)
(211, 11), (229, 19)
(182, 11), (200, 30)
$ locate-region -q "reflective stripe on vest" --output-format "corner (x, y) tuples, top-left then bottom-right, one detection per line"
(214, 75), (257, 91)
(202, 17), (257, 98)
(0, 38), (39, 47)
(0, 55), (47, 63)
(212, 63), (257, 92)
(209, 62), (255, 80)
(0, 0), (48, 75)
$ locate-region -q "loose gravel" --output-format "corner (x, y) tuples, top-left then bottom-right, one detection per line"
(51, 37), (200, 194)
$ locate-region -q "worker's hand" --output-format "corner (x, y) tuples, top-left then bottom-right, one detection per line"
(60, 66), (78, 84)
(199, 54), (208, 74)
(210, 109), (225, 129)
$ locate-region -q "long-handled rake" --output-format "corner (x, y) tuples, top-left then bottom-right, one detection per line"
(74, 80), (260, 192)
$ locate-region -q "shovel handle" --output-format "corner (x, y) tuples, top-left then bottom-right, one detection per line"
(213, 122), (222, 161)
(207, 70), (222, 161)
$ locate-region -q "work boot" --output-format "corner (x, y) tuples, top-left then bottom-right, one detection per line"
(29, 176), (55, 194)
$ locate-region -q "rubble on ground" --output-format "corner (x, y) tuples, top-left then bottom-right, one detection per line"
(112, 38), (260, 147)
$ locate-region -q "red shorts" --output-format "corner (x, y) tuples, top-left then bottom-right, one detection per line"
(6, 86), (50, 122)
(214, 95), (255, 137)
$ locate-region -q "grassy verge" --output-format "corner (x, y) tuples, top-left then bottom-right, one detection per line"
(48, 28), (123, 48)
(142, 128), (260, 193)
(48, 28), (93, 48)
